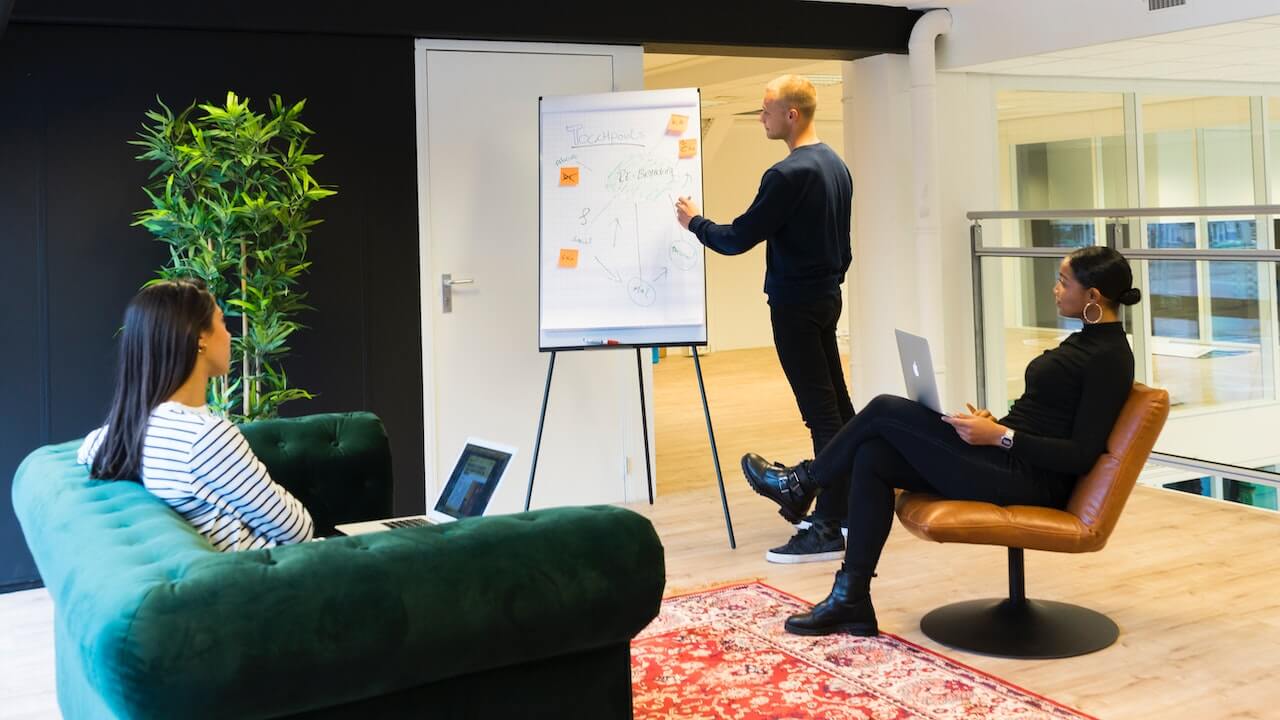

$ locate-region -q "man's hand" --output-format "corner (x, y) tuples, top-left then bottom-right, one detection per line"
(675, 196), (701, 230)
(941, 413), (1007, 447)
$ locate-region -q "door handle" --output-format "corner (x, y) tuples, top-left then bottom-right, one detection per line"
(442, 274), (474, 313)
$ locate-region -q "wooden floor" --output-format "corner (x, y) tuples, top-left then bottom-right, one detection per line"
(4, 346), (1280, 719)
(643, 347), (1280, 720)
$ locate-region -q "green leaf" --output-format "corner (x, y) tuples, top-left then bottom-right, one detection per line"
(134, 90), (330, 422)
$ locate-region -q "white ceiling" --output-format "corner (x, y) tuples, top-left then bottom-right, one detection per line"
(643, 54), (846, 121)
(954, 14), (1280, 82)
(643, 8), (1280, 122)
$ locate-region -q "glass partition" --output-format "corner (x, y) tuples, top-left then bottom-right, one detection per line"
(981, 89), (1280, 511)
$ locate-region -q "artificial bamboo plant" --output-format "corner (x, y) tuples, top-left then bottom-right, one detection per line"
(131, 92), (336, 421)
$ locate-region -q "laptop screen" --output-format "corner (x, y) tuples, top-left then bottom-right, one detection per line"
(434, 443), (512, 520)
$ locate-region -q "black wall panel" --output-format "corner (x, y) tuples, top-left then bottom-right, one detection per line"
(0, 25), (423, 590)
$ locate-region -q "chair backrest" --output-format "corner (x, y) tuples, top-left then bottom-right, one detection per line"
(1065, 383), (1170, 547)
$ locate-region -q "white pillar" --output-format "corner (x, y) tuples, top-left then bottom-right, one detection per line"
(844, 13), (987, 412)
(843, 54), (917, 407)
(909, 10), (953, 401)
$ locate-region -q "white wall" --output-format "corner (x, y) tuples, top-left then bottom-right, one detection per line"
(701, 118), (783, 352)
(701, 117), (848, 352)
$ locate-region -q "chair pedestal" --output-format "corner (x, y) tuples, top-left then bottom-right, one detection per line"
(921, 597), (1118, 659)
(919, 548), (1119, 659)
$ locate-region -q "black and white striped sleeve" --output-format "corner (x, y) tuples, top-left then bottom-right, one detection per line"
(77, 427), (107, 466)
(186, 417), (314, 546)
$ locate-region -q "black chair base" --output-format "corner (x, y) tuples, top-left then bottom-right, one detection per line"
(921, 597), (1119, 659)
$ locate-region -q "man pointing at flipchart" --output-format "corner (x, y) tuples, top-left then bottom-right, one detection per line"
(675, 74), (854, 565)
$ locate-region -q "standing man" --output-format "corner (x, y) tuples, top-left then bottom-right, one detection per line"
(675, 75), (854, 563)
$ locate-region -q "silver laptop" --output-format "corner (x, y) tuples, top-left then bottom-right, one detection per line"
(895, 329), (942, 413)
(335, 438), (516, 536)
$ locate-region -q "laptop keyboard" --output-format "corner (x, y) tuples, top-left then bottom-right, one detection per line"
(383, 517), (430, 529)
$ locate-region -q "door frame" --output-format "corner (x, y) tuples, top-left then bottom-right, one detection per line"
(413, 38), (645, 505)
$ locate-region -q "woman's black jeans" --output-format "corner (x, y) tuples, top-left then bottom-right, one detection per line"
(808, 395), (1070, 575)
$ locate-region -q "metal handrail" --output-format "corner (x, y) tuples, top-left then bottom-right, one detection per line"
(968, 204), (1280, 220)
(1150, 452), (1280, 490)
(974, 246), (1280, 261)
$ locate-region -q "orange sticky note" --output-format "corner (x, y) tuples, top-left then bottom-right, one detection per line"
(667, 114), (689, 135)
(559, 167), (580, 186)
(679, 138), (698, 159)
(558, 248), (580, 269)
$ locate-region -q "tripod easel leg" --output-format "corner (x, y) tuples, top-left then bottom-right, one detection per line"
(636, 348), (655, 505)
(525, 351), (556, 512)
(692, 346), (735, 549)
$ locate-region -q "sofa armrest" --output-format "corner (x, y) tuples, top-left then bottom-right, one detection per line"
(95, 505), (665, 720)
(240, 412), (394, 535)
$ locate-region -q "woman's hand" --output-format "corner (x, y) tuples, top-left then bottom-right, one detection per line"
(965, 402), (995, 421)
(941, 412), (1008, 446)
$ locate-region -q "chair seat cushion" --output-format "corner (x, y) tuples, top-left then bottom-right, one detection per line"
(895, 492), (1104, 554)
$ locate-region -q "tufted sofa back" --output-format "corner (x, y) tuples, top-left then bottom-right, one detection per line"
(239, 412), (394, 536)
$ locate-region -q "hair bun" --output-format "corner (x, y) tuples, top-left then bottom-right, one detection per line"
(1118, 287), (1142, 306)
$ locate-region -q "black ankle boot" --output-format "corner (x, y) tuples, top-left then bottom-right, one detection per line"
(740, 453), (817, 524)
(784, 569), (878, 637)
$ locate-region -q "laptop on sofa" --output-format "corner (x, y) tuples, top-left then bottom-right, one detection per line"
(335, 438), (516, 536)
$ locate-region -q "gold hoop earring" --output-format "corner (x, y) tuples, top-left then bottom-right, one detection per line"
(1083, 302), (1102, 324)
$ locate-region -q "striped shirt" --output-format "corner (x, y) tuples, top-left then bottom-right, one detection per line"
(77, 401), (314, 552)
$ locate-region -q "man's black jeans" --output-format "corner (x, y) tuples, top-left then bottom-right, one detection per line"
(769, 293), (855, 521)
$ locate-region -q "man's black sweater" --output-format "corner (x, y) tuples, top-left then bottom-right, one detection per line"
(687, 142), (852, 305)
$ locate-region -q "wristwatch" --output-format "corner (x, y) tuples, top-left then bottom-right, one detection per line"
(1000, 428), (1015, 449)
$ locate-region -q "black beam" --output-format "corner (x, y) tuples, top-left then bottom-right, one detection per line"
(11, 1), (921, 57)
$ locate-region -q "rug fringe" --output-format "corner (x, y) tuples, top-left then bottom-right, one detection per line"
(664, 577), (763, 598)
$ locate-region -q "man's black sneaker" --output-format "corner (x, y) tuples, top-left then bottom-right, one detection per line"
(765, 526), (845, 564)
(793, 513), (849, 538)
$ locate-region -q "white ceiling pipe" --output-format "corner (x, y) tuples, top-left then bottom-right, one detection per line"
(908, 9), (953, 402)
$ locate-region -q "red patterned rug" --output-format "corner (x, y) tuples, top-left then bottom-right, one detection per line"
(631, 582), (1096, 720)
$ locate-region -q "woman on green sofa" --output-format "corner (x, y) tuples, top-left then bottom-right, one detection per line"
(77, 279), (314, 551)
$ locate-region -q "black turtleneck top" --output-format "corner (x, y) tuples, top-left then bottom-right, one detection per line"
(999, 321), (1134, 483)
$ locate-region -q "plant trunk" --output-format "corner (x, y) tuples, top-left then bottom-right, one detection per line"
(241, 240), (250, 418)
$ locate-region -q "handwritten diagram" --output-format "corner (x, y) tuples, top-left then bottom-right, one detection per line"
(539, 89), (706, 343)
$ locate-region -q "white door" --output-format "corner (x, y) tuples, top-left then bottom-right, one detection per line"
(416, 40), (652, 514)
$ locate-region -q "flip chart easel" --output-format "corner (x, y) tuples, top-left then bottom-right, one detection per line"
(524, 346), (736, 549)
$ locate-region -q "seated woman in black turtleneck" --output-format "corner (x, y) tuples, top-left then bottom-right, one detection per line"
(742, 246), (1141, 637)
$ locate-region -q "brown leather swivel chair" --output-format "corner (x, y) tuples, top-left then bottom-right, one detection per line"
(895, 383), (1170, 658)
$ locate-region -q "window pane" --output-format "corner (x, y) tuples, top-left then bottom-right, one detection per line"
(997, 91), (1126, 330)
(1224, 478), (1278, 511)
(1141, 95), (1258, 346)
(1208, 220), (1260, 343)
(1148, 222), (1198, 339)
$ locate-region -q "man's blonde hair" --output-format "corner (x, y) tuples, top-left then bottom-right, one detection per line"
(767, 75), (818, 121)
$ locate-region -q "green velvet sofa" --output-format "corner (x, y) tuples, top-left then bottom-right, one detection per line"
(12, 412), (666, 719)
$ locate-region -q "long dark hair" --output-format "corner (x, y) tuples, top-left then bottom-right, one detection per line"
(90, 279), (217, 480)
(1068, 246), (1142, 307)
